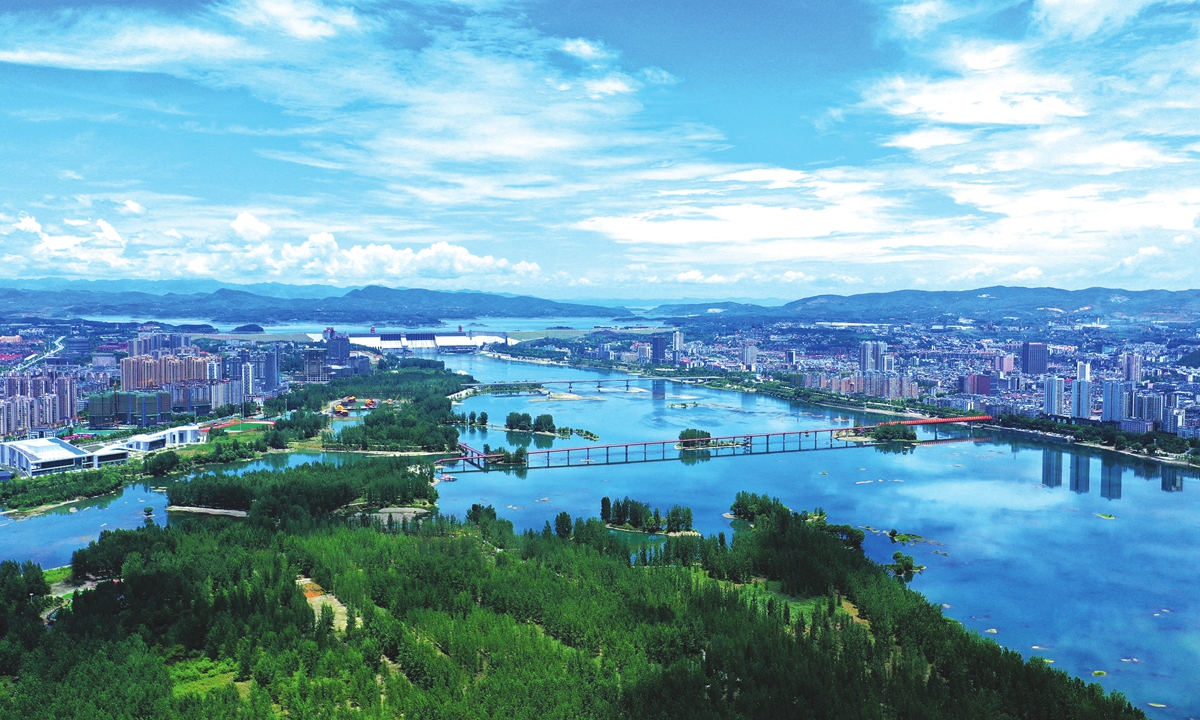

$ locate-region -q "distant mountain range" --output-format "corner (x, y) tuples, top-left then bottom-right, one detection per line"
(0, 284), (625, 325)
(3, 281), (1198, 327)
(651, 286), (1200, 323)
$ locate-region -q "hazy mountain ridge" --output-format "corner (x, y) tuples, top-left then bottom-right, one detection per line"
(652, 286), (1200, 322)
(0, 285), (624, 324)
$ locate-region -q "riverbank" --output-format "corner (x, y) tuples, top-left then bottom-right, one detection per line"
(478, 351), (931, 422)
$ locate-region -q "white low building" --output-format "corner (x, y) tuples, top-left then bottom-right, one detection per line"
(0, 437), (129, 477)
(123, 424), (206, 453)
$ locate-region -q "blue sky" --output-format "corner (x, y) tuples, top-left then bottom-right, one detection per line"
(1, 0), (1198, 300)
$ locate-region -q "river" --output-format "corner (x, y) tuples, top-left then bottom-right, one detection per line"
(2, 352), (1197, 716)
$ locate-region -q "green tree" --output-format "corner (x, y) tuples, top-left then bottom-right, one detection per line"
(554, 511), (572, 539)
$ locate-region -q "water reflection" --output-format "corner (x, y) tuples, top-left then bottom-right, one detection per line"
(679, 450), (712, 465)
(1101, 458), (1122, 501)
(1070, 454), (1090, 494)
(1163, 466), (1185, 492)
(652, 380), (666, 401)
(1041, 449), (1063, 488)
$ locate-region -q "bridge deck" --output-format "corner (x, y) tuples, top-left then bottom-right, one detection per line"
(448, 416), (991, 473)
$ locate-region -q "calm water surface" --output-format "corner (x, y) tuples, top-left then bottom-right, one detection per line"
(434, 354), (1200, 719)
(2, 352), (1196, 717)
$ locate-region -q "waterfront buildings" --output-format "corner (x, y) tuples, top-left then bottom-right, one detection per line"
(859, 341), (888, 373)
(1044, 376), (1065, 416)
(0, 436), (128, 476)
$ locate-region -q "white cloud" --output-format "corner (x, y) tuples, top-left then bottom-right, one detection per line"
(831, 274), (864, 284)
(165, 229), (183, 239)
(1119, 245), (1163, 267)
(119, 200), (146, 214)
(885, 127), (972, 150)
(224, 0), (357, 40)
(93, 219), (125, 247)
(230, 211), (271, 240)
(717, 168), (809, 189)
(561, 38), (607, 60)
(58, 170), (82, 180)
(1174, 234), (1194, 245)
(780, 270), (814, 282)
(1033, 0), (1158, 39)
(13, 215), (41, 233)
(1005, 266), (1043, 281)
(63, 218), (90, 226)
(948, 263), (995, 282)
(673, 270), (742, 284)
(584, 75), (636, 98)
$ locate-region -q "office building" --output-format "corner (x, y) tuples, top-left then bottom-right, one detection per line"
(859, 341), (887, 373)
(785, 349), (797, 364)
(1043, 376), (1064, 416)
(1021, 342), (1048, 374)
(651, 335), (667, 363)
(960, 374), (991, 396)
(1070, 378), (1093, 418)
(304, 349), (328, 383)
(994, 354), (1015, 373)
(671, 330), (684, 352)
(1121, 353), (1142, 382)
(1076, 361), (1091, 382)
(327, 333), (351, 366)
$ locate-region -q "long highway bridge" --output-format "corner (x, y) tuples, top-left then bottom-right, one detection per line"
(444, 416), (992, 473)
(449, 376), (725, 398)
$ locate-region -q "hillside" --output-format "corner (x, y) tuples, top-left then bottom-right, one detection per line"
(652, 286), (1200, 323)
(0, 284), (624, 325)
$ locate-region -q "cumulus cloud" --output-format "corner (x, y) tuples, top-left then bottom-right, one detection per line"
(13, 215), (41, 233)
(948, 264), (995, 282)
(1119, 245), (1163, 267)
(1005, 266), (1043, 281)
(230, 211), (271, 240)
(119, 200), (146, 214)
(780, 270), (814, 282)
(673, 270), (742, 284)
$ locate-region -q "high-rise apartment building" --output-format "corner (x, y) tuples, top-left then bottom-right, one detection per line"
(994, 354), (1015, 373)
(671, 331), (684, 352)
(1075, 361), (1091, 382)
(1021, 342), (1048, 374)
(1043, 375), (1064, 416)
(785, 349), (797, 364)
(858, 341), (887, 373)
(1134, 392), (1165, 423)
(1101, 380), (1132, 422)
(1070, 378), (1093, 418)
(741, 345), (758, 370)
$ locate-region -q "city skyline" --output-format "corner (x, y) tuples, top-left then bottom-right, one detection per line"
(2, 0), (1200, 298)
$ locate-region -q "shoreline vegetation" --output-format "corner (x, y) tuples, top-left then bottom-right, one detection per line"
(484, 351), (1200, 469)
(0, 366), (1150, 717)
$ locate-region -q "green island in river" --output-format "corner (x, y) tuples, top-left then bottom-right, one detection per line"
(0, 362), (1148, 718)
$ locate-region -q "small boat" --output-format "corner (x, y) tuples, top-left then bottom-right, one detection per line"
(436, 474), (457, 483)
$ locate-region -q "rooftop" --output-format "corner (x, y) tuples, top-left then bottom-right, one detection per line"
(3, 437), (90, 462)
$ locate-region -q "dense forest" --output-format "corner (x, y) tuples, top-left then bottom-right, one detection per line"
(263, 359), (472, 416)
(0, 454), (1144, 718)
(331, 395), (461, 452)
(165, 457), (437, 518)
(0, 467), (128, 510)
